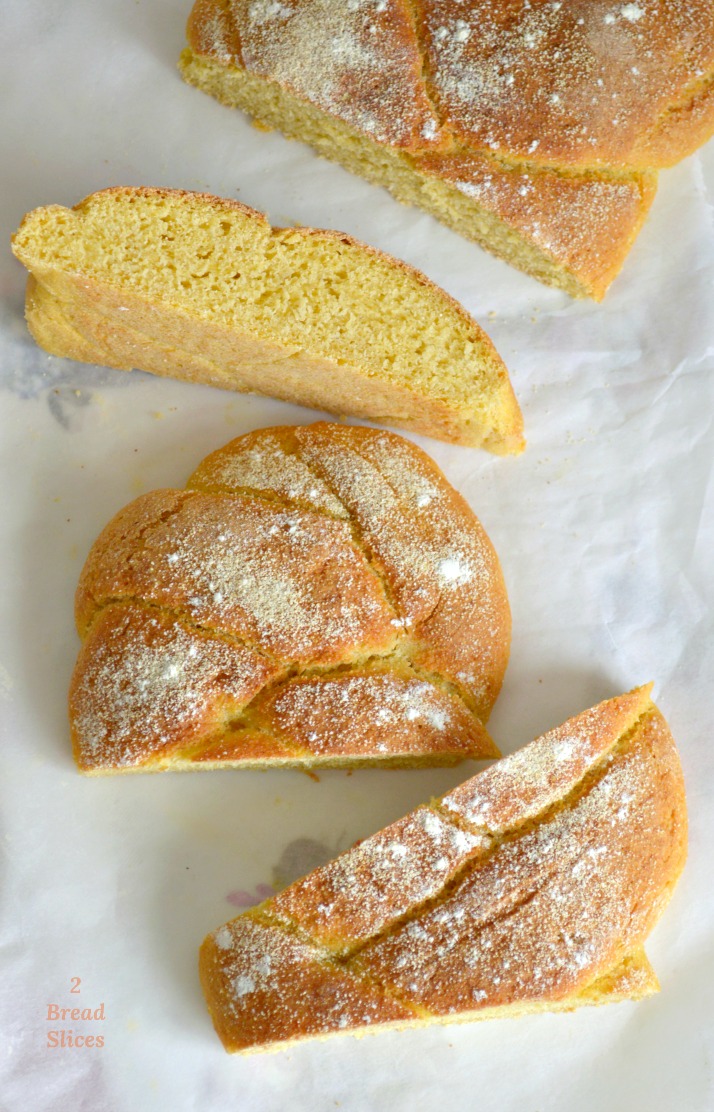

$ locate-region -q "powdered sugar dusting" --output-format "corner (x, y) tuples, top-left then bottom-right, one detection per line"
(212, 920), (286, 1003)
(232, 973), (256, 997)
(208, 916), (411, 1040)
(612, 4), (645, 23)
(200, 0), (714, 168)
(248, 0), (291, 24)
(419, 0), (714, 167)
(295, 426), (508, 716)
(437, 555), (473, 587)
(416, 146), (647, 287)
(269, 805), (488, 949)
(88, 491), (398, 665)
(441, 695), (646, 833)
(357, 711), (682, 1012)
(189, 432), (349, 518)
(200, 9), (235, 63)
(214, 927), (234, 950)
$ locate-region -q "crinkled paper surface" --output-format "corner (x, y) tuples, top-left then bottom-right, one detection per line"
(1, 3), (713, 1109)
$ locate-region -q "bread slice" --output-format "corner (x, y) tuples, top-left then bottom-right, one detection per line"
(199, 685), (687, 1053)
(11, 187), (523, 454)
(179, 0), (714, 298)
(69, 422), (512, 772)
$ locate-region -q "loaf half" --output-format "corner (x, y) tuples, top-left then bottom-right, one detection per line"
(179, 0), (714, 298)
(200, 684), (687, 1053)
(69, 422), (511, 772)
(11, 186), (523, 453)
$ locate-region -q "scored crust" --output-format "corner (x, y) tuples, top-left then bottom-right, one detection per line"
(184, 0), (714, 168)
(413, 0), (714, 172)
(69, 422), (511, 773)
(199, 685), (688, 1053)
(180, 0), (714, 297)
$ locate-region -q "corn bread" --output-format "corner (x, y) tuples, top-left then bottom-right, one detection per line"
(179, 0), (714, 298)
(70, 422), (511, 772)
(199, 685), (687, 1052)
(12, 186), (523, 453)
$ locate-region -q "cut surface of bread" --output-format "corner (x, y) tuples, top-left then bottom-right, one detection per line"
(11, 186), (523, 454)
(199, 685), (687, 1053)
(179, 0), (714, 298)
(69, 422), (511, 773)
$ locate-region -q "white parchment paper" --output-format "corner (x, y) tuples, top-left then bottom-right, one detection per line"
(2, 3), (713, 1109)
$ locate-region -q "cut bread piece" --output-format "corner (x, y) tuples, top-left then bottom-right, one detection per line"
(11, 187), (523, 453)
(69, 423), (511, 772)
(199, 685), (687, 1052)
(179, 0), (714, 298)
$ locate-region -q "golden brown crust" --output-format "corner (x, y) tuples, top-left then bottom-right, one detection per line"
(413, 152), (657, 301)
(188, 0), (447, 152)
(69, 603), (284, 770)
(199, 687), (687, 1052)
(74, 487), (398, 664)
(413, 0), (714, 171)
(438, 682), (654, 831)
(199, 916), (415, 1053)
(180, 0), (714, 296)
(285, 423), (511, 713)
(69, 422), (509, 772)
(358, 707), (685, 1016)
(13, 187), (523, 452)
(186, 0), (714, 170)
(631, 69), (714, 168)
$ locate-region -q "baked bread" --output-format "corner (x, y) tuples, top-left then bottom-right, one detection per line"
(179, 0), (714, 299)
(199, 684), (687, 1053)
(11, 186), (523, 454)
(70, 422), (511, 772)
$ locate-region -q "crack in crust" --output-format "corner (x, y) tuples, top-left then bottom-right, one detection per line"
(198, 687), (688, 1052)
(262, 692), (655, 961)
(70, 423), (510, 772)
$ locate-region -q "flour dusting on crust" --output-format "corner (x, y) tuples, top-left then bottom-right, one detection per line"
(71, 424), (510, 770)
(231, 0), (443, 147)
(200, 697), (686, 1049)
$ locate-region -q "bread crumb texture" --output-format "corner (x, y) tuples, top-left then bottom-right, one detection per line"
(199, 685), (687, 1052)
(69, 422), (511, 772)
(179, 0), (714, 297)
(11, 187), (523, 453)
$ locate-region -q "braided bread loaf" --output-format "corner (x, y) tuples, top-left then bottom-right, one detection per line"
(199, 684), (687, 1053)
(70, 422), (511, 772)
(180, 0), (714, 299)
(11, 186), (523, 453)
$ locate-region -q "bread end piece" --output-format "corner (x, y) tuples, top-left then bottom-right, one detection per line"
(199, 686), (686, 1052)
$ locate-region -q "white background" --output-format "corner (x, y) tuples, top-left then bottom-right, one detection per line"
(2, 3), (713, 1109)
